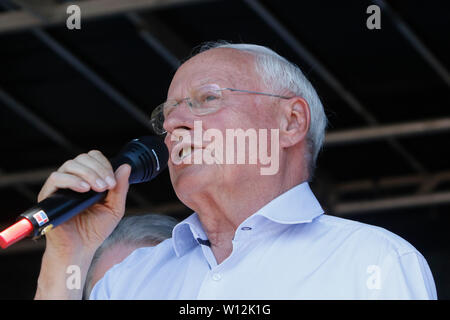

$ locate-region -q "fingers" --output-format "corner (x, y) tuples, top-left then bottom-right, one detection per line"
(103, 164), (131, 215)
(38, 150), (117, 201)
(61, 152), (116, 189)
(87, 150), (114, 173)
(38, 172), (91, 202)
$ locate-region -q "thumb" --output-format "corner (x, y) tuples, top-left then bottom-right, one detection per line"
(103, 164), (131, 214)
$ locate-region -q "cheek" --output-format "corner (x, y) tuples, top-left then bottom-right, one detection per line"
(208, 107), (262, 131)
(235, 99), (279, 130)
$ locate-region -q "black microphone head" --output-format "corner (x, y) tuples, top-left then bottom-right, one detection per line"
(112, 136), (169, 184)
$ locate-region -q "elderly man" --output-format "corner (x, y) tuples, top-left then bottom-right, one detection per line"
(34, 42), (436, 299)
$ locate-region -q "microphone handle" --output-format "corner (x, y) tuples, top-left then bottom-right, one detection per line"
(19, 155), (129, 239)
(0, 136), (168, 247)
(20, 189), (107, 238)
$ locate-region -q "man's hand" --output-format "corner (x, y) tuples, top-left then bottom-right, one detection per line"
(34, 150), (131, 299)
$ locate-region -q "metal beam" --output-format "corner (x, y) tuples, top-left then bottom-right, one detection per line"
(30, 28), (154, 131)
(244, 0), (427, 173)
(0, 87), (150, 206)
(0, 4), (158, 208)
(336, 170), (450, 194)
(0, 168), (35, 202)
(374, 0), (450, 88)
(0, 86), (81, 202)
(0, 167), (54, 188)
(325, 117), (450, 146)
(125, 12), (180, 69)
(0, 2), (184, 207)
(244, 0), (378, 125)
(0, 2), (154, 131)
(7, 0), (59, 22)
(132, 11), (191, 61)
(5, 165), (450, 198)
(0, 0), (211, 34)
(334, 190), (450, 216)
(0, 87), (82, 152)
(3, 114), (450, 187)
(0, 76), (148, 208)
(0, 2), (154, 205)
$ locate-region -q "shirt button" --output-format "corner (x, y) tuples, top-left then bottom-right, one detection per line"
(212, 273), (222, 281)
(241, 226), (252, 231)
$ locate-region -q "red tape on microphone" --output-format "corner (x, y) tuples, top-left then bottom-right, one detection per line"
(0, 219), (34, 249)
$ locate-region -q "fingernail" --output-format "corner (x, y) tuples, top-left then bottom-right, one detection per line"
(96, 179), (107, 189)
(80, 181), (90, 189)
(105, 176), (116, 187)
(116, 164), (130, 176)
(115, 166), (124, 176)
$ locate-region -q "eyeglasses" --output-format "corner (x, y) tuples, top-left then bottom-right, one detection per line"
(150, 83), (294, 135)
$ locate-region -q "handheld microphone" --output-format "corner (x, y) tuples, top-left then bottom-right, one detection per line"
(0, 136), (169, 249)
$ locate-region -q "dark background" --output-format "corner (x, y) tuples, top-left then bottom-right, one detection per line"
(0, 0), (449, 299)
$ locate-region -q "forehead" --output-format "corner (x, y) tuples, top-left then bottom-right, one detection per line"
(168, 48), (258, 97)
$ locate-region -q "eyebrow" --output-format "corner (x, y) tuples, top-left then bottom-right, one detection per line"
(167, 80), (224, 100)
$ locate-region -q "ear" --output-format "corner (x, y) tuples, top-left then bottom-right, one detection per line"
(278, 97), (310, 148)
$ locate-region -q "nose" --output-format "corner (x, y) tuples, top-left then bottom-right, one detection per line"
(163, 101), (195, 134)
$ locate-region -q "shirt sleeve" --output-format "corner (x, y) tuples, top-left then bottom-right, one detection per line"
(89, 268), (112, 300)
(88, 246), (158, 299)
(88, 248), (134, 300)
(370, 250), (437, 299)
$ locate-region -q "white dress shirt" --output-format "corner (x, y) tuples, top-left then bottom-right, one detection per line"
(90, 182), (437, 299)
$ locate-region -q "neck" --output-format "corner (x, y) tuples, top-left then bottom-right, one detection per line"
(188, 161), (306, 264)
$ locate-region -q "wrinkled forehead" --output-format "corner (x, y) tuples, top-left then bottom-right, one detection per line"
(167, 48), (259, 99)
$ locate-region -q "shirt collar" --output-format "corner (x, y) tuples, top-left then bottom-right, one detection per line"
(171, 182), (324, 257)
(253, 182), (324, 224)
(171, 213), (206, 257)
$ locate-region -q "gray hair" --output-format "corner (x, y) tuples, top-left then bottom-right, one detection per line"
(83, 213), (178, 299)
(198, 41), (327, 179)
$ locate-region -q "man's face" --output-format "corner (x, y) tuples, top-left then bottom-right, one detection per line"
(163, 48), (281, 205)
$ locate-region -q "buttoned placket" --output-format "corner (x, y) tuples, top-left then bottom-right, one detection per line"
(193, 212), (309, 299)
(195, 220), (262, 299)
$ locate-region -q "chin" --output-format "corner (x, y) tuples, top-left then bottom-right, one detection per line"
(169, 163), (217, 204)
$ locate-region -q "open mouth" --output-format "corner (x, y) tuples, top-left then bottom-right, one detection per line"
(171, 142), (202, 165)
(179, 145), (194, 160)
